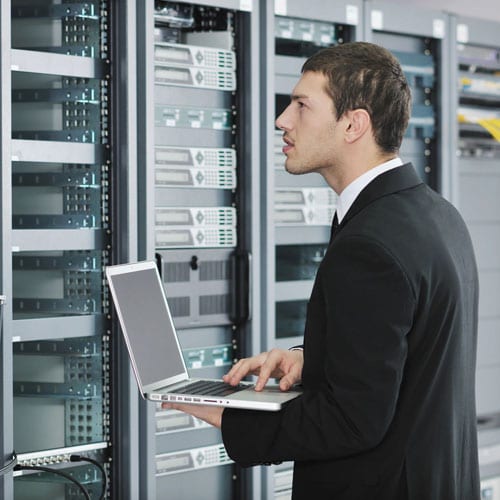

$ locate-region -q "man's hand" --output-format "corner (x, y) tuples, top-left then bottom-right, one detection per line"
(161, 349), (303, 428)
(223, 348), (303, 391)
(161, 403), (224, 429)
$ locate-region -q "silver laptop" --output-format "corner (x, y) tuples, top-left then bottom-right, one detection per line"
(106, 260), (301, 411)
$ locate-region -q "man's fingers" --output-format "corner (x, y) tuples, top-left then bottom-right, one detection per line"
(254, 349), (287, 390)
(278, 368), (301, 391)
(277, 350), (303, 390)
(279, 377), (292, 391)
(254, 368), (272, 391)
(223, 349), (303, 391)
(223, 353), (267, 385)
(222, 358), (250, 385)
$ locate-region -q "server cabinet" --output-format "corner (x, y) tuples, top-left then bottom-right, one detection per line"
(0, 0), (120, 498)
(260, 2), (362, 498)
(136, 1), (260, 499)
(363, 1), (451, 195)
(448, 15), (500, 497)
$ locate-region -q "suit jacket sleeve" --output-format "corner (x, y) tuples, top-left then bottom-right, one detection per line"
(222, 234), (416, 466)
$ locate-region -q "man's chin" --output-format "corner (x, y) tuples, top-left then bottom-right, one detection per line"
(285, 163), (308, 175)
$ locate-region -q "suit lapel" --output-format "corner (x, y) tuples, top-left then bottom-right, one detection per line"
(337, 163), (423, 231)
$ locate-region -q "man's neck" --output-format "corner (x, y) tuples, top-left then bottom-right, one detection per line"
(335, 157), (403, 222)
(321, 153), (398, 194)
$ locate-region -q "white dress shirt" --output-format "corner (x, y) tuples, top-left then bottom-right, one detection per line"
(335, 157), (403, 223)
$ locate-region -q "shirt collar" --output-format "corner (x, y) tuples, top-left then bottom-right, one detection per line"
(336, 157), (403, 223)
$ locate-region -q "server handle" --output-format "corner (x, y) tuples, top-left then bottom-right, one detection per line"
(230, 250), (252, 326)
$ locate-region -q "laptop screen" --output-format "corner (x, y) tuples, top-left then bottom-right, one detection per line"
(107, 264), (186, 387)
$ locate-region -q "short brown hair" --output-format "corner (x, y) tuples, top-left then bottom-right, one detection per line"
(302, 42), (412, 153)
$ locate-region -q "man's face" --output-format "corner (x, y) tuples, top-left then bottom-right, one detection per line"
(276, 71), (341, 176)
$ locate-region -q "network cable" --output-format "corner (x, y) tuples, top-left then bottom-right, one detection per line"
(0, 452), (17, 476)
(14, 463), (91, 500)
(71, 454), (108, 500)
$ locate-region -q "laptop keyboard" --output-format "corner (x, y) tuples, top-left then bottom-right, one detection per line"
(171, 380), (249, 397)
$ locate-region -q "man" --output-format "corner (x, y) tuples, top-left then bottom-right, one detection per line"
(164, 42), (480, 499)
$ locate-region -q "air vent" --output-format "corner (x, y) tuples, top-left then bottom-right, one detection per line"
(164, 262), (190, 283)
(199, 260), (231, 281)
(169, 296), (190, 317)
(199, 294), (229, 315)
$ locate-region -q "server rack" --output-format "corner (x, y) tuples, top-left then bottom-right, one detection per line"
(136, 1), (260, 499)
(1, 1), (117, 498)
(363, 1), (451, 195)
(448, 15), (500, 499)
(260, 1), (362, 498)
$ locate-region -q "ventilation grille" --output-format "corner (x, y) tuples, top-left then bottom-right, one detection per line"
(199, 294), (229, 315)
(169, 296), (190, 317)
(164, 262), (190, 283)
(199, 260), (231, 281)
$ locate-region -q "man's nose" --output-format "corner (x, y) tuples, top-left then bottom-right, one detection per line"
(275, 106), (291, 131)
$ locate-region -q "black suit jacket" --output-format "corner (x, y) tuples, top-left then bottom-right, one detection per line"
(222, 164), (480, 500)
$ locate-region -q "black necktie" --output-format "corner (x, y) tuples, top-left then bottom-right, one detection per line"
(332, 212), (339, 229)
(329, 211), (339, 244)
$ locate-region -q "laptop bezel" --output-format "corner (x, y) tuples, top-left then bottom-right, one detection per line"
(105, 260), (190, 396)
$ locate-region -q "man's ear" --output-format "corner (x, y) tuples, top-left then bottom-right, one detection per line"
(344, 109), (371, 144)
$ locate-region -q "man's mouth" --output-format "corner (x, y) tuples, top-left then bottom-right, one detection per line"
(282, 137), (294, 155)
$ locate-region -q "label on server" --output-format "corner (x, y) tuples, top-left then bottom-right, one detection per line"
(155, 227), (237, 248)
(156, 444), (232, 476)
(154, 42), (236, 70)
(155, 207), (236, 227)
(275, 205), (336, 226)
(275, 188), (337, 206)
(155, 65), (236, 91)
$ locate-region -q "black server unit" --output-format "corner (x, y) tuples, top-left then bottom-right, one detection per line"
(260, 2), (362, 498)
(136, 1), (259, 499)
(4, 1), (114, 499)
